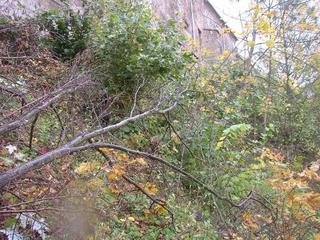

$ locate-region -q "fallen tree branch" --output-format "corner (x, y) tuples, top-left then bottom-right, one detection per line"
(67, 142), (252, 207)
(0, 85), (27, 107)
(93, 143), (174, 224)
(0, 103), (178, 188)
(0, 72), (91, 136)
(0, 207), (105, 216)
(123, 175), (175, 224)
(0, 56), (47, 60)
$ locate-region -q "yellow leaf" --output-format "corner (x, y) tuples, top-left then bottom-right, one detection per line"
(32, 137), (38, 144)
(114, 164), (125, 174)
(220, 73), (228, 82)
(154, 205), (166, 215)
(247, 40), (256, 47)
(128, 157), (148, 166)
(314, 233), (320, 240)
(128, 216), (135, 222)
(257, 18), (272, 33)
(243, 213), (254, 222)
(221, 27), (232, 34)
(222, 50), (230, 58)
(207, 85), (215, 93)
(107, 164), (125, 181)
(75, 162), (100, 176)
(217, 55), (225, 61)
(99, 147), (115, 156)
(136, 157), (147, 166)
(243, 213), (259, 232)
(88, 178), (104, 189)
(261, 148), (284, 162)
(107, 172), (119, 181)
(216, 141), (224, 150)
(265, 11), (275, 18)
(286, 235), (293, 240)
(118, 153), (128, 161)
(306, 192), (320, 210)
(217, 50), (230, 61)
(143, 183), (159, 195)
(266, 39), (275, 48)
(224, 106), (233, 113)
(216, 136), (226, 150)
(171, 133), (181, 144)
(109, 184), (122, 194)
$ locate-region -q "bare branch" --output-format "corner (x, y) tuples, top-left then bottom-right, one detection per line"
(0, 85), (27, 105)
(0, 56), (47, 60)
(0, 73), (91, 136)
(28, 113), (39, 150)
(0, 102), (179, 188)
(122, 175), (175, 224)
(67, 142), (251, 207)
(130, 77), (145, 117)
(93, 141), (174, 223)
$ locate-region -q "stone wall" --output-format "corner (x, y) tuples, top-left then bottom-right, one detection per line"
(0, 0), (237, 60)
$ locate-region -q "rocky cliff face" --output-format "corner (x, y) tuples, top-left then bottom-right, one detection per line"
(0, 0), (236, 60)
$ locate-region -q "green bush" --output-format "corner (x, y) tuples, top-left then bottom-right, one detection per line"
(39, 7), (91, 61)
(90, 0), (193, 94)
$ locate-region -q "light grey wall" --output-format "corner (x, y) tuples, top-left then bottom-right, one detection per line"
(0, 0), (82, 18)
(150, 0), (237, 60)
(0, 0), (237, 60)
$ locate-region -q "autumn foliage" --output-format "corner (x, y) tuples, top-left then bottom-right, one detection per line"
(0, 0), (320, 239)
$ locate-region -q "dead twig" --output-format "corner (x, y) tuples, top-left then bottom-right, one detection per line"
(0, 85), (27, 109)
(0, 101), (179, 188)
(28, 113), (39, 150)
(0, 56), (47, 60)
(0, 72), (92, 135)
(92, 140), (175, 224)
(130, 77), (145, 117)
(69, 142), (254, 208)
(0, 207), (101, 215)
(51, 105), (65, 146)
(123, 175), (175, 225)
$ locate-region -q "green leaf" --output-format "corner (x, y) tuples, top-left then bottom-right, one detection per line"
(4, 218), (17, 228)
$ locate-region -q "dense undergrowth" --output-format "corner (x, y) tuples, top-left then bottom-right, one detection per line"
(0, 0), (320, 239)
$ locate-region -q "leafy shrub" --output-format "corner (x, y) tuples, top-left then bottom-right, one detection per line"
(90, 0), (193, 94)
(39, 7), (91, 61)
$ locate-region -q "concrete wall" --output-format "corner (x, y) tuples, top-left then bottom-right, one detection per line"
(150, 0), (237, 60)
(0, 0), (237, 60)
(0, 0), (82, 18)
